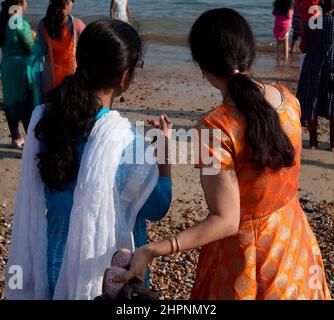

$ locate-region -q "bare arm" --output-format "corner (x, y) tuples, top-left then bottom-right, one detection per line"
(114, 169), (240, 282)
(126, 4), (133, 21)
(148, 115), (172, 180)
(177, 170), (240, 250)
(157, 136), (172, 179)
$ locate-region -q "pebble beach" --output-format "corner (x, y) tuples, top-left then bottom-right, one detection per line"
(0, 44), (333, 299)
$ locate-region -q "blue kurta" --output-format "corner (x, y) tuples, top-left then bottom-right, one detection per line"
(44, 109), (172, 299)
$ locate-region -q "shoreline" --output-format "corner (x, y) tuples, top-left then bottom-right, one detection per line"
(24, 14), (282, 56)
(0, 47), (333, 299)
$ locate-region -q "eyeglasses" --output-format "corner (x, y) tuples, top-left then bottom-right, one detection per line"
(135, 59), (144, 69)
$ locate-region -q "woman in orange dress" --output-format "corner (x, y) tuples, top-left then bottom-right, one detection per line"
(113, 8), (331, 300)
(33, 0), (85, 104)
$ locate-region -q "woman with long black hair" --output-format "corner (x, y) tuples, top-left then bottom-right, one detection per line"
(33, 0), (85, 104)
(115, 8), (331, 300)
(0, 0), (34, 148)
(5, 19), (172, 300)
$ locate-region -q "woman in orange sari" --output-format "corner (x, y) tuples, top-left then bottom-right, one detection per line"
(113, 8), (331, 300)
(32, 0), (85, 104)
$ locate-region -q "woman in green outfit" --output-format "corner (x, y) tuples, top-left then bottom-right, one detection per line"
(0, 0), (34, 148)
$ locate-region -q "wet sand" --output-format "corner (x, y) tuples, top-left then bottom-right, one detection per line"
(0, 46), (333, 299)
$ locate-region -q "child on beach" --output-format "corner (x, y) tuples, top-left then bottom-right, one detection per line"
(272, 0), (294, 64)
(110, 0), (133, 25)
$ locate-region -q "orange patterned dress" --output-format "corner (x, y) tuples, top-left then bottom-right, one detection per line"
(191, 83), (331, 300)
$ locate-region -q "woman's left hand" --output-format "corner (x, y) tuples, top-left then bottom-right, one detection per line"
(112, 246), (153, 284)
(148, 114), (172, 139)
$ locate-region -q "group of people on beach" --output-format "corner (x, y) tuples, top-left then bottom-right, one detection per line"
(0, 0), (132, 149)
(273, 0), (333, 151)
(0, 0), (332, 300)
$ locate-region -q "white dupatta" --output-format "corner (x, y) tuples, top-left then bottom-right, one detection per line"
(5, 105), (159, 300)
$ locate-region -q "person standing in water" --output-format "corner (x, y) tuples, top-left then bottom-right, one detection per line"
(272, 0), (294, 65)
(110, 0), (133, 25)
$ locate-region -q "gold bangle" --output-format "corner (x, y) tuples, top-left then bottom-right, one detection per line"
(172, 236), (177, 254)
(168, 237), (174, 254)
(174, 236), (181, 253)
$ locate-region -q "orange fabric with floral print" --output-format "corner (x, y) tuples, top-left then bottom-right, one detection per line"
(191, 84), (331, 300)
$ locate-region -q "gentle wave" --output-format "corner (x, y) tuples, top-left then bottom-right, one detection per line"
(25, 0), (275, 44)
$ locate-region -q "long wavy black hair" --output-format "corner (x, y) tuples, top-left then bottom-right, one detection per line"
(35, 19), (142, 191)
(43, 0), (69, 40)
(189, 8), (295, 172)
(0, 0), (24, 46)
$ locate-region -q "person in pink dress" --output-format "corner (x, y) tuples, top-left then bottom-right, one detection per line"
(273, 0), (294, 65)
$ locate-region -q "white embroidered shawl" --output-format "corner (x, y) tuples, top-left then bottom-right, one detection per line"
(5, 105), (159, 300)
